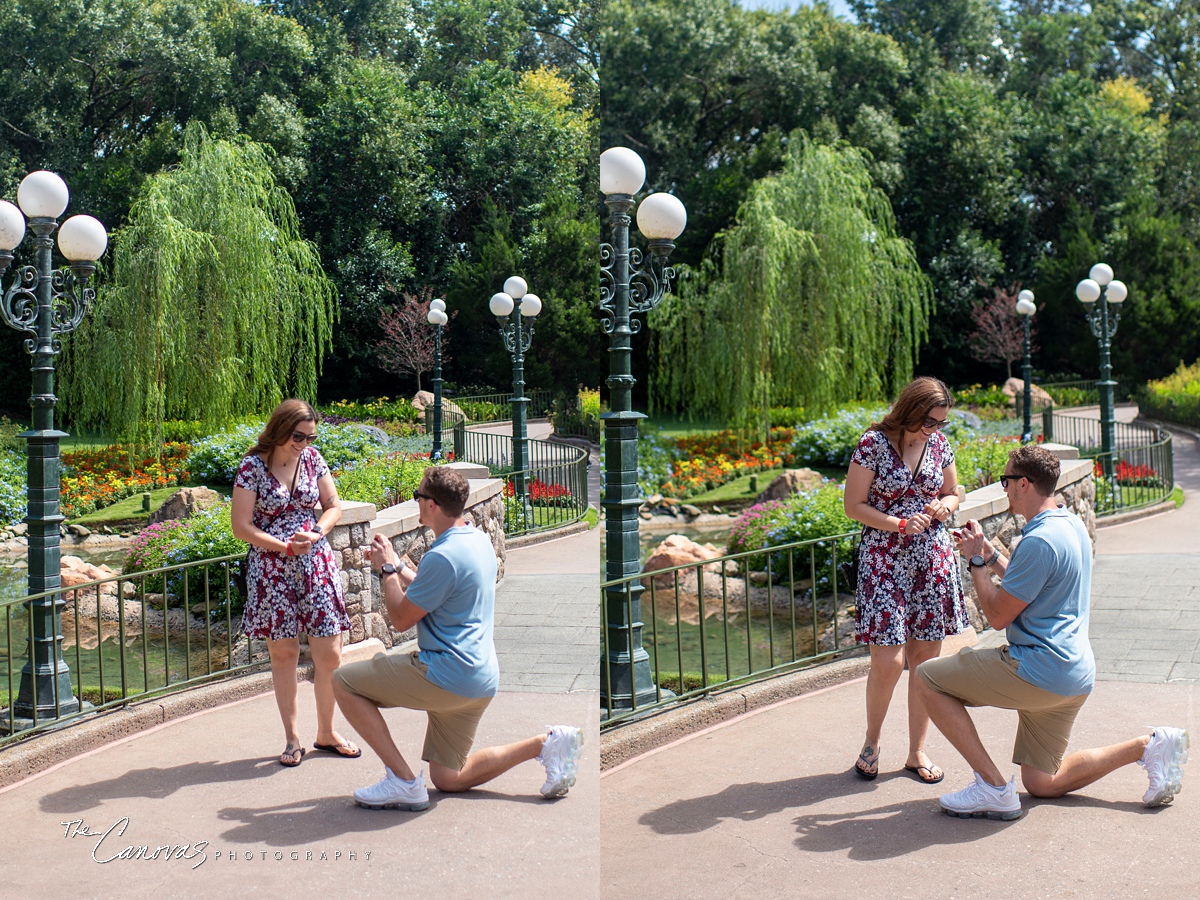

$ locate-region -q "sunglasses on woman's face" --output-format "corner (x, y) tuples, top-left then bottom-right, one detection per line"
(291, 430), (317, 444)
(921, 416), (949, 431)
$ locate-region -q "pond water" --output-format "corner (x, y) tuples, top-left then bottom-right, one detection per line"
(1, 547), (230, 704)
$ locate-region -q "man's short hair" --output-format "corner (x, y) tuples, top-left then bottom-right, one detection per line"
(422, 465), (469, 517)
(1008, 444), (1060, 497)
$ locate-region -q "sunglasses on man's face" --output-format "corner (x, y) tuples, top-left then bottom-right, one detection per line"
(999, 473), (1026, 489)
(412, 490), (436, 504)
(291, 431), (317, 444)
(921, 416), (949, 431)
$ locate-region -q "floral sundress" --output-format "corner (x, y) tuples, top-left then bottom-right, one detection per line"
(234, 447), (349, 640)
(851, 429), (968, 646)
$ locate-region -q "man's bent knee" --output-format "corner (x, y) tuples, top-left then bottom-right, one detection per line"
(1021, 764), (1064, 798)
(429, 763), (468, 793)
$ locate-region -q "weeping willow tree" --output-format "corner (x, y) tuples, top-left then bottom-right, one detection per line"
(62, 123), (336, 444)
(650, 138), (931, 431)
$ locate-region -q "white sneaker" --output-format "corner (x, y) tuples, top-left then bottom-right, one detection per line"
(537, 725), (584, 799)
(939, 772), (1023, 821)
(353, 767), (430, 811)
(1140, 727), (1190, 807)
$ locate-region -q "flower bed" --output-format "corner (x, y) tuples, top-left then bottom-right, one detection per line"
(333, 452), (446, 508)
(60, 444), (191, 518)
(505, 478), (574, 507)
(657, 428), (798, 499)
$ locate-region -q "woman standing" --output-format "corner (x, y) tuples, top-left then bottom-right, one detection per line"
(231, 398), (359, 766)
(843, 377), (968, 784)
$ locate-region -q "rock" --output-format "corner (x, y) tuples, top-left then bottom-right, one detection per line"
(11, 523), (26, 536)
(639, 511), (653, 520)
(101, 526), (113, 535)
(661, 497), (680, 507)
(148, 486), (224, 526)
(345, 422), (389, 445)
(67, 524), (92, 538)
(1002, 378), (1054, 409)
(411, 391), (466, 421)
(680, 504), (702, 518)
(952, 409), (983, 429)
(755, 468), (825, 503)
(645, 494), (664, 507)
(711, 506), (723, 515)
(643, 534), (724, 587)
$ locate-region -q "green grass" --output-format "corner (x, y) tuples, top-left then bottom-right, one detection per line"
(1171, 486), (1184, 508)
(684, 465), (846, 506)
(72, 485), (233, 527)
(584, 506), (600, 529)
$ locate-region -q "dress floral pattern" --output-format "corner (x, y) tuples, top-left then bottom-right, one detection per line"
(234, 447), (349, 640)
(851, 429), (968, 646)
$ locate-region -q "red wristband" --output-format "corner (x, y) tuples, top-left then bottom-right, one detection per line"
(285, 541), (294, 556)
(898, 517), (907, 534)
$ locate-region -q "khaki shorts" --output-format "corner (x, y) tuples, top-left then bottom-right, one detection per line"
(334, 643), (492, 771)
(916, 645), (1088, 775)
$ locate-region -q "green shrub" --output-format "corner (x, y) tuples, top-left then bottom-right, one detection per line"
(953, 383), (1011, 410)
(768, 406), (811, 428)
(954, 436), (1022, 490)
(322, 397), (420, 423)
(334, 453), (441, 508)
(186, 422), (386, 484)
(0, 417), (24, 453)
(0, 449), (27, 527)
(726, 485), (856, 592)
(124, 505), (246, 615)
(1137, 360), (1200, 428)
(789, 406), (890, 467)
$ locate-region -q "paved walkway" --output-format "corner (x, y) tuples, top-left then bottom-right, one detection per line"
(0, 527), (600, 899)
(602, 409), (1200, 898)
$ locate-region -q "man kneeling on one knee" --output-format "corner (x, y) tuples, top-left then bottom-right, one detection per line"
(914, 444), (1188, 821)
(332, 466), (583, 810)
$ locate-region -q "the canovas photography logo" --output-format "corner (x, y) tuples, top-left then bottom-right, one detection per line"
(61, 817), (373, 869)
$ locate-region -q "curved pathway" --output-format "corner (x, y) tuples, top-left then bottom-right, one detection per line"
(601, 407), (1200, 898)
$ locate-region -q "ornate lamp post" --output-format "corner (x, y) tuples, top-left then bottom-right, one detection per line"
(1075, 263), (1128, 491)
(0, 170), (108, 722)
(598, 147), (687, 711)
(489, 276), (541, 509)
(427, 298), (448, 460)
(1015, 289), (1036, 443)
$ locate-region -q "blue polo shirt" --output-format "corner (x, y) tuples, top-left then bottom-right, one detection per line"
(1002, 506), (1095, 697)
(404, 525), (499, 698)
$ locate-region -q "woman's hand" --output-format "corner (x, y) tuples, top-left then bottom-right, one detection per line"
(288, 533), (314, 556)
(903, 512), (933, 535)
(923, 498), (951, 523)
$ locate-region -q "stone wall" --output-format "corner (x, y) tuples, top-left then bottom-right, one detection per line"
(319, 463), (505, 648)
(949, 443), (1093, 631)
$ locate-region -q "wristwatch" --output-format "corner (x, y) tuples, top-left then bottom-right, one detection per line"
(312, 523), (323, 536)
(380, 563), (398, 577)
(969, 554), (986, 568)
(984, 548), (1000, 568)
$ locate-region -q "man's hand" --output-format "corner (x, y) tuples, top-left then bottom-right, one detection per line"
(364, 533), (399, 573)
(952, 519), (987, 558)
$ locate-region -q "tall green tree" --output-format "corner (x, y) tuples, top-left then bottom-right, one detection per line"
(650, 138), (931, 427)
(60, 124), (336, 442)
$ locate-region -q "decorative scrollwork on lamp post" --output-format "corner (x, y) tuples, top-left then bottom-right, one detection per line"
(598, 147), (687, 712)
(1075, 264), (1128, 504)
(0, 171), (108, 723)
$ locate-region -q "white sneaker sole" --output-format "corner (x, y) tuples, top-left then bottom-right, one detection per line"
(541, 729), (585, 799)
(941, 805), (1023, 821)
(355, 798), (430, 811)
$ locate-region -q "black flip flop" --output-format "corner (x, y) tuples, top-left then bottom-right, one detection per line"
(904, 763), (944, 784)
(854, 746), (880, 780)
(313, 741), (362, 759)
(279, 746), (306, 767)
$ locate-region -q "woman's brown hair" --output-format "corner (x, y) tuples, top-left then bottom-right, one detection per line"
(248, 399), (320, 461)
(870, 377), (954, 440)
